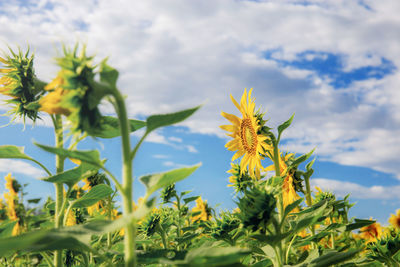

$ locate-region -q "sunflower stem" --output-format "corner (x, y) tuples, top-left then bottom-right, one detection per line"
(271, 135), (285, 266)
(112, 90), (136, 267)
(52, 114), (65, 267)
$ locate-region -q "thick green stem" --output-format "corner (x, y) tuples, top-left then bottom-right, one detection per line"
(304, 175), (316, 247)
(53, 115), (65, 267)
(113, 90), (136, 267)
(272, 137), (285, 266)
(304, 176), (313, 207)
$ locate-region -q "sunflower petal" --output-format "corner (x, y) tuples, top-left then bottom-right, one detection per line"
(221, 111), (241, 126)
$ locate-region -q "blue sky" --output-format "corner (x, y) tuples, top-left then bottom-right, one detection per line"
(0, 0), (400, 225)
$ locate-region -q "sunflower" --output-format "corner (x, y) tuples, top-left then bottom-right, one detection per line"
(0, 49), (46, 123)
(191, 197), (212, 222)
(265, 153), (300, 211)
(3, 174), (21, 235)
(389, 209), (400, 229)
(220, 89), (271, 179)
(360, 220), (382, 243)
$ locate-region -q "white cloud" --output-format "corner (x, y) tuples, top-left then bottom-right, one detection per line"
(1, 0), (400, 179)
(0, 159), (46, 178)
(186, 145), (198, 153)
(311, 178), (400, 200)
(162, 160), (185, 168)
(168, 136), (183, 143)
(153, 154), (169, 159)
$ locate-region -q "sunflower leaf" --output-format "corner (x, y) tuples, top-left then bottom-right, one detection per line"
(35, 143), (103, 168)
(90, 116), (146, 138)
(145, 105), (201, 134)
(72, 184), (113, 208)
(140, 163), (201, 196)
(40, 163), (98, 187)
(277, 113), (294, 142)
(0, 145), (32, 160)
(99, 59), (118, 89)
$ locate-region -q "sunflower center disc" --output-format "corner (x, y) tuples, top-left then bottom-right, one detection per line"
(241, 118), (257, 155)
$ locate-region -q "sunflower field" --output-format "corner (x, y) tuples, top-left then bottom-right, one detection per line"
(0, 44), (400, 267)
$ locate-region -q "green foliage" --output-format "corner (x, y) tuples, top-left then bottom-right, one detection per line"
(140, 163), (201, 196)
(146, 105), (201, 134)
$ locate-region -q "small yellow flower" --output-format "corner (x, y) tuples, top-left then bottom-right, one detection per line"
(389, 209), (400, 229)
(220, 88), (272, 179)
(191, 197), (212, 222)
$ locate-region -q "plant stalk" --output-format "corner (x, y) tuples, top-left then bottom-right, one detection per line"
(53, 115), (65, 267)
(113, 90), (136, 267)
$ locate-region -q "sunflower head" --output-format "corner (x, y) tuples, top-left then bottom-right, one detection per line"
(82, 172), (109, 191)
(5, 173), (21, 195)
(314, 186), (336, 203)
(0, 48), (45, 123)
(389, 209), (400, 229)
(221, 89), (272, 179)
(160, 184), (177, 204)
(237, 185), (276, 232)
(360, 220), (383, 243)
(191, 197), (212, 222)
(39, 44), (113, 134)
(210, 211), (241, 242)
(140, 209), (161, 237)
(227, 163), (252, 194)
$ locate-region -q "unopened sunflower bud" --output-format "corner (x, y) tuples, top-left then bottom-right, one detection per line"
(0, 48), (46, 123)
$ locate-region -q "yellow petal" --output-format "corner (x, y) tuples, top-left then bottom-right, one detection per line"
(231, 150), (244, 161)
(230, 94), (241, 112)
(0, 57), (8, 64)
(221, 111), (241, 126)
(220, 124), (236, 132)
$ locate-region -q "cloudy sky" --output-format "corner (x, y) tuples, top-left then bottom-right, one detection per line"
(0, 0), (399, 224)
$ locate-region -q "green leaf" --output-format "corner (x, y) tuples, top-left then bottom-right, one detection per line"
(0, 145), (31, 160)
(35, 143), (103, 168)
(309, 249), (361, 267)
(146, 105), (201, 134)
(140, 163), (201, 196)
(183, 196), (200, 204)
(0, 221), (18, 238)
(100, 59), (118, 89)
(0, 228), (91, 256)
(184, 246), (251, 266)
(292, 149), (315, 167)
(292, 200), (328, 233)
(91, 116), (146, 139)
(345, 219), (376, 232)
(72, 184), (113, 208)
(41, 163), (98, 187)
(27, 198), (41, 204)
(283, 198), (303, 219)
(277, 113), (294, 141)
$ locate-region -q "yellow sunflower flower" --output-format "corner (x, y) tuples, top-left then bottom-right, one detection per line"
(360, 220), (382, 243)
(191, 197), (212, 222)
(389, 209), (400, 229)
(65, 209), (76, 226)
(3, 174), (21, 235)
(220, 88), (271, 178)
(265, 153), (300, 211)
(5, 173), (18, 196)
